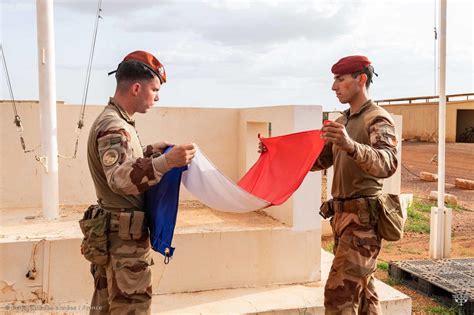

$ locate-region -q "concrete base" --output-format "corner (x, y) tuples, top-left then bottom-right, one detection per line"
(0, 205), (410, 314)
(0, 205), (320, 303)
(144, 251), (411, 314)
(0, 251), (411, 314)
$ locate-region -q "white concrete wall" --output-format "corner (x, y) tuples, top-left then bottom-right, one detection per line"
(1, 102), (324, 221)
(0, 102), (240, 208)
(0, 240), (47, 302)
(0, 228), (320, 303)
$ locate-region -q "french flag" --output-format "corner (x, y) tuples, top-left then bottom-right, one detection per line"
(146, 130), (325, 260)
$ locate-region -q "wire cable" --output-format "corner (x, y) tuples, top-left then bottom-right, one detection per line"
(60, 0), (103, 159)
(1, 44), (40, 155)
(401, 163), (421, 179)
(79, 0), (103, 128)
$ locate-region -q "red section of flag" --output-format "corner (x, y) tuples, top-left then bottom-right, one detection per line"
(238, 130), (325, 205)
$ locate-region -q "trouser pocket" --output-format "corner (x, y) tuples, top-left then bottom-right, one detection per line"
(338, 228), (381, 278)
(110, 250), (153, 299)
(79, 205), (109, 266)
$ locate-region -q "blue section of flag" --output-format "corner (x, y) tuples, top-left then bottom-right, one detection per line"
(145, 148), (187, 260)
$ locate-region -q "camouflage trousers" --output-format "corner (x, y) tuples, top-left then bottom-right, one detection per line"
(89, 230), (153, 315)
(324, 211), (382, 315)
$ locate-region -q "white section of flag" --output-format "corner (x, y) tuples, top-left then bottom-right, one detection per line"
(181, 146), (271, 212)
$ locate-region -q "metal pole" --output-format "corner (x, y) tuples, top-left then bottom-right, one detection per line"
(36, 0), (59, 220)
(430, 0), (449, 259)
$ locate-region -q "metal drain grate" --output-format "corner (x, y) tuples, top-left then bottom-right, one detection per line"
(389, 258), (474, 314)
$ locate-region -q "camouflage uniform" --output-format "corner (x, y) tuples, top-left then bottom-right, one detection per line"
(86, 98), (171, 314)
(313, 99), (398, 314)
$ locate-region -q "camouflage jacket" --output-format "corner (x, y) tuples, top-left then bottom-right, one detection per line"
(312, 99), (398, 199)
(87, 98), (171, 210)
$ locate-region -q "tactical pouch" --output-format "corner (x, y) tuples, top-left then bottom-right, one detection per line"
(376, 194), (404, 241)
(117, 211), (145, 241)
(319, 200), (335, 219)
(118, 212), (132, 240)
(79, 205), (109, 265)
(130, 211), (145, 240)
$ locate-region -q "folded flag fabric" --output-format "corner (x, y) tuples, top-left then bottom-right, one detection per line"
(181, 147), (271, 212)
(238, 130), (324, 205)
(145, 148), (187, 260)
(146, 130), (325, 259)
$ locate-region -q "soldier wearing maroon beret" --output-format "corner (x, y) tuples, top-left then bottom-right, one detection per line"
(313, 56), (398, 314)
(84, 50), (196, 314)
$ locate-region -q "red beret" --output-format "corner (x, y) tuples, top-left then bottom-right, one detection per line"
(109, 50), (166, 84)
(331, 55), (371, 75)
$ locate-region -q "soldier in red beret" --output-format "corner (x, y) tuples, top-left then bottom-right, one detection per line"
(83, 51), (196, 314)
(313, 56), (399, 314)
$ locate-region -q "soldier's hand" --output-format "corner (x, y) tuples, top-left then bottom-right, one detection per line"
(151, 141), (175, 154)
(321, 120), (355, 154)
(258, 141), (267, 153)
(164, 143), (196, 168)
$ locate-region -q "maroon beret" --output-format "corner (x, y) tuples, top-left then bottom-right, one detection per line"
(331, 55), (371, 75)
(109, 50), (166, 84)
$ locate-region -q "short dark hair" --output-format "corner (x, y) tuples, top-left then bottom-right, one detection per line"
(351, 65), (376, 90)
(115, 60), (156, 84)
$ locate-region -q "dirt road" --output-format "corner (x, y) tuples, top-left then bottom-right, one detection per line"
(401, 142), (474, 209)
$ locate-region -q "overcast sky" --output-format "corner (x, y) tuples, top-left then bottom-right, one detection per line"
(1, 0), (473, 111)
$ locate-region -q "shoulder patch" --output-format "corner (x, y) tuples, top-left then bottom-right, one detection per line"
(102, 149), (119, 167)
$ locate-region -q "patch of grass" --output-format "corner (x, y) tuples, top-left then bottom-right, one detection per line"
(323, 241), (334, 253)
(423, 305), (461, 314)
(446, 203), (465, 212)
(405, 203), (430, 233)
(413, 199), (466, 213)
(412, 200), (434, 213)
(383, 277), (401, 286)
(383, 242), (394, 250)
(406, 199), (467, 234)
(377, 261), (389, 271)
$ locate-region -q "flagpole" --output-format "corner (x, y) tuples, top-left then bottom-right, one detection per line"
(36, 0), (59, 220)
(430, 0), (450, 259)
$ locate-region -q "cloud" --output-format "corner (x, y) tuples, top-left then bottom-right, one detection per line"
(54, 0), (165, 17)
(50, 0), (362, 86)
(2, 0), (472, 108)
(126, 1), (355, 47)
(56, 0), (356, 47)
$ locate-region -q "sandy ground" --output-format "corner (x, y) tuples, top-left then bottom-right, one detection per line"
(401, 141), (474, 209)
